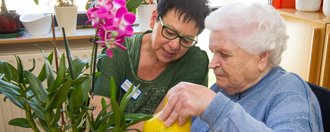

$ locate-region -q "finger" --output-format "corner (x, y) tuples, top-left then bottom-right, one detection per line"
(178, 114), (188, 126)
(177, 93), (190, 126)
(159, 92), (179, 121)
(177, 108), (188, 126)
(164, 96), (184, 127)
(164, 109), (179, 127)
(166, 86), (177, 98)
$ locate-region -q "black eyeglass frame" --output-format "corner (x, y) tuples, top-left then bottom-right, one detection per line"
(158, 17), (198, 48)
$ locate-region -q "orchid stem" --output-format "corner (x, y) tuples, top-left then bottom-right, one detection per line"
(62, 27), (75, 80)
(90, 37), (98, 95)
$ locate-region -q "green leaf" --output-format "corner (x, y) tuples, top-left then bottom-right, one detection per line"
(49, 53), (66, 92)
(101, 97), (107, 109)
(34, 0), (39, 5)
(27, 59), (36, 72)
(118, 83), (140, 130)
(95, 103), (112, 124)
(14, 55), (24, 84)
(63, 36), (75, 80)
(7, 64), (19, 83)
(125, 113), (153, 126)
(72, 58), (89, 78)
(38, 118), (52, 132)
(0, 61), (13, 81)
(85, 0), (95, 10)
(70, 77), (91, 111)
(50, 106), (61, 127)
(9, 118), (31, 128)
(36, 47), (55, 91)
(1, 92), (24, 109)
(28, 101), (46, 121)
(69, 85), (84, 112)
(25, 71), (48, 103)
(44, 57), (55, 92)
(38, 52), (54, 82)
(46, 80), (71, 111)
(109, 77), (121, 129)
(119, 84), (139, 113)
(95, 110), (114, 131)
(0, 79), (22, 95)
(126, 0), (144, 12)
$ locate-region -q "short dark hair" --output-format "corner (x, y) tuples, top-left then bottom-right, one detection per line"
(156, 0), (210, 35)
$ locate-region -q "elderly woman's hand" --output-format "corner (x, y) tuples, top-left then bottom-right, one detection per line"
(159, 82), (216, 127)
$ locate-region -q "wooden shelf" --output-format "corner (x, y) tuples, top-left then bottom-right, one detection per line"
(0, 26), (144, 45)
(278, 9), (330, 24)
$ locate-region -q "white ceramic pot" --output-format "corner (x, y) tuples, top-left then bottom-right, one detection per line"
(323, 0), (330, 16)
(137, 4), (156, 31)
(54, 5), (77, 35)
(296, 0), (321, 11)
(19, 13), (52, 36)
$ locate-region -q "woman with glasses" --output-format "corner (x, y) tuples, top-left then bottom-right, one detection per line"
(92, 0), (211, 119)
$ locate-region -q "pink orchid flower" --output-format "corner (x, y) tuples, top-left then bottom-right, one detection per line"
(86, 0), (136, 58)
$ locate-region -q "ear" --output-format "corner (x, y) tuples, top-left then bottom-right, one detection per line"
(258, 52), (270, 71)
(150, 10), (158, 29)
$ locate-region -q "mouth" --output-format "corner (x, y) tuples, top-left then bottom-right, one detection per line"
(213, 70), (226, 77)
(161, 48), (176, 58)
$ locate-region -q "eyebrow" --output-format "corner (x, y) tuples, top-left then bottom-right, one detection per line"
(161, 18), (196, 38)
(221, 49), (233, 55)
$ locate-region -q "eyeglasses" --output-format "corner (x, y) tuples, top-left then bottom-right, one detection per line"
(158, 17), (198, 48)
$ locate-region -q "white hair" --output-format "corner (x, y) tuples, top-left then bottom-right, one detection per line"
(205, 1), (289, 66)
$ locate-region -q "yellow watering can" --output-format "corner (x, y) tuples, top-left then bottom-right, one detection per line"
(143, 98), (191, 132)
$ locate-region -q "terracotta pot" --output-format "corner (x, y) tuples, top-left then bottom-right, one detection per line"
(0, 13), (21, 34)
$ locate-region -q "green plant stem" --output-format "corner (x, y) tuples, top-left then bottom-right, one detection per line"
(24, 103), (40, 132)
(89, 28), (99, 96)
(90, 37), (98, 94)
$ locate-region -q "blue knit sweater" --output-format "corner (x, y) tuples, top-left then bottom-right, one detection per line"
(192, 66), (323, 132)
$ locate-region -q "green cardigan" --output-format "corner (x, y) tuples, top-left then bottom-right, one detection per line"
(94, 31), (209, 114)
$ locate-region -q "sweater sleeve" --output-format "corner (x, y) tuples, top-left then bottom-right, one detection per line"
(199, 92), (320, 132)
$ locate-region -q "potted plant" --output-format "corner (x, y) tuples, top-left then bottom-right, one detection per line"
(53, 0), (78, 35)
(0, 0), (21, 36)
(85, 0), (145, 15)
(0, 0), (152, 131)
(137, 0), (156, 31)
(31, 0), (77, 34)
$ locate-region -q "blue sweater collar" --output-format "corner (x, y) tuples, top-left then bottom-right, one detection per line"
(212, 66), (284, 101)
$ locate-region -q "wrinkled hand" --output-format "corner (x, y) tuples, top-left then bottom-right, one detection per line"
(158, 82), (216, 127)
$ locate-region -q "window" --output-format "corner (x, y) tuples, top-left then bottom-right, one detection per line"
(209, 0), (270, 8)
(6, 0), (271, 14)
(5, 0), (88, 14)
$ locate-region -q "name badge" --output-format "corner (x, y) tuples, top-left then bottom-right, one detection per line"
(120, 79), (141, 100)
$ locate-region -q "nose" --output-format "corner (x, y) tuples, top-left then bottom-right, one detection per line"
(209, 55), (220, 69)
(168, 37), (181, 50)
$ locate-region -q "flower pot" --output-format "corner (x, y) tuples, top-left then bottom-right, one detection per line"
(137, 4), (156, 31)
(296, 0), (321, 11)
(19, 13), (52, 36)
(323, 0), (330, 16)
(0, 13), (20, 34)
(54, 5), (77, 35)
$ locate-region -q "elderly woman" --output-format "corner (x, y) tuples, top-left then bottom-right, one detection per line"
(159, 2), (323, 131)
